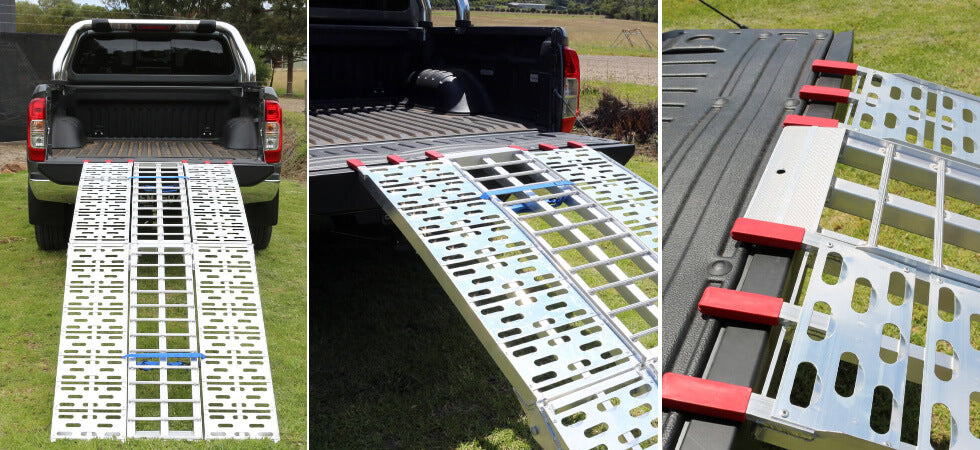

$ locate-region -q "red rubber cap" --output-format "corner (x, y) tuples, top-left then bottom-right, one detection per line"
(105, 159), (112, 163)
(225, 161), (233, 164)
(83, 159), (90, 163)
(203, 160), (211, 164)
(812, 59), (859, 76)
(424, 150), (445, 160)
(567, 141), (587, 148)
(699, 287), (784, 326)
(538, 143), (559, 151)
(508, 145), (528, 151)
(731, 217), (805, 251)
(181, 160), (188, 164)
(346, 159), (365, 171)
(387, 155), (406, 165)
(799, 85), (852, 103)
(783, 114), (840, 128)
(127, 159), (134, 163)
(663, 373), (752, 422)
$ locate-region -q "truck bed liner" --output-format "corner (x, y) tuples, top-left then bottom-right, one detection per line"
(308, 105), (531, 146)
(51, 140), (254, 160)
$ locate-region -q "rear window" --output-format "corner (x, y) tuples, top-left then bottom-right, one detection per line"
(72, 34), (235, 75)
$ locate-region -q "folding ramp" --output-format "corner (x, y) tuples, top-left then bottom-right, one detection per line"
(348, 145), (660, 449)
(664, 124), (980, 449)
(51, 162), (279, 441)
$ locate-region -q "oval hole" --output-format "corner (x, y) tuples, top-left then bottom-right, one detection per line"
(932, 404), (952, 449)
(938, 287), (957, 322)
(972, 314), (980, 351)
(822, 252), (843, 285)
(941, 115), (954, 131)
(935, 340), (956, 382)
(906, 127), (919, 144)
(872, 75), (884, 87)
(880, 323), (903, 364)
(971, 393), (980, 439)
(870, 385), (893, 434)
(965, 136), (975, 154)
(861, 113), (874, 129)
(887, 272), (906, 306)
(943, 95), (953, 110)
(890, 86), (902, 100)
(965, 108), (975, 123)
(835, 352), (860, 398)
(789, 361), (819, 407)
(884, 112), (897, 129)
(941, 137), (954, 154)
(866, 93), (879, 107)
(851, 278), (873, 313)
(909, 105), (921, 120)
(912, 86), (922, 100)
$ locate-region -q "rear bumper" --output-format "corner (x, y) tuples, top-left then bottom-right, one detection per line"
(28, 159), (280, 204)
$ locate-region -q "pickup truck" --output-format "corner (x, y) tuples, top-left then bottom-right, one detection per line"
(308, 0), (635, 226)
(27, 19), (282, 250)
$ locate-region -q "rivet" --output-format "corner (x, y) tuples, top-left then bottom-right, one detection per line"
(780, 409), (789, 418)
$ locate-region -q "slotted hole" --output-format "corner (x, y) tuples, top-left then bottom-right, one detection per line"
(870, 385), (893, 434)
(935, 340), (955, 382)
(972, 315), (980, 351)
(860, 113), (873, 129)
(906, 127), (919, 144)
(885, 112), (897, 128)
(584, 422), (609, 438)
(872, 75), (883, 87)
(834, 352), (859, 397)
(927, 91), (938, 117)
(964, 108), (975, 123)
(851, 278), (872, 313)
(888, 272), (907, 306)
(932, 403), (951, 449)
(808, 301), (831, 341)
(965, 136), (976, 153)
(940, 137), (953, 154)
(822, 252), (843, 285)
(890, 86), (902, 100)
(880, 323), (902, 364)
(789, 362), (818, 407)
(938, 287), (956, 322)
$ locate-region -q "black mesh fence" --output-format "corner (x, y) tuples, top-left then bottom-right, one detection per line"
(0, 32), (62, 141)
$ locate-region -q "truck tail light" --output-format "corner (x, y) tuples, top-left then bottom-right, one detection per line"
(264, 100), (282, 163)
(561, 46), (580, 133)
(27, 97), (46, 162)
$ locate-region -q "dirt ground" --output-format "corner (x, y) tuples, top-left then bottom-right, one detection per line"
(279, 97), (305, 113)
(580, 55), (657, 86)
(0, 141), (23, 169)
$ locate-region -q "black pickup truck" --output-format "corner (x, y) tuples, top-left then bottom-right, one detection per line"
(308, 0), (635, 227)
(27, 19), (282, 250)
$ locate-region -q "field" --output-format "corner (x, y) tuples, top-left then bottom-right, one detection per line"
(272, 68), (306, 98)
(666, 1), (980, 448)
(432, 10), (656, 57)
(0, 123), (308, 447)
(310, 155), (657, 449)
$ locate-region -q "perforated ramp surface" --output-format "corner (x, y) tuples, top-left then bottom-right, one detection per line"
(353, 146), (660, 449)
(51, 162), (279, 442)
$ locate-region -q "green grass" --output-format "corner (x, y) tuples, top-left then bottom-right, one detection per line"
(432, 10), (657, 57)
(310, 156), (657, 448)
(580, 80), (658, 114)
(282, 111), (308, 181)
(0, 173), (307, 448)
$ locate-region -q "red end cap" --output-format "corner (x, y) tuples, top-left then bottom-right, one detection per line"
(699, 287), (783, 326)
(181, 160), (188, 164)
(83, 159), (90, 163)
(731, 217), (805, 250)
(386, 155), (406, 165)
(226, 161), (233, 164)
(508, 145), (528, 152)
(127, 159), (134, 163)
(346, 159), (366, 171)
(799, 85), (852, 103)
(812, 59), (859, 76)
(663, 373), (752, 422)
(105, 159), (112, 163)
(538, 143), (559, 151)
(203, 160), (211, 164)
(567, 141), (587, 148)
(783, 114), (840, 128)
(424, 150), (445, 160)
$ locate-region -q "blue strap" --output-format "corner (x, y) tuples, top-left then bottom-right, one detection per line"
(479, 180), (574, 199)
(128, 176), (189, 179)
(123, 352), (206, 360)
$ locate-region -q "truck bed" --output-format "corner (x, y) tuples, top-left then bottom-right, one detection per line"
(51, 140), (256, 160)
(308, 105), (531, 147)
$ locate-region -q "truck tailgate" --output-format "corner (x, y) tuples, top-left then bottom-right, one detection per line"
(50, 140), (260, 161)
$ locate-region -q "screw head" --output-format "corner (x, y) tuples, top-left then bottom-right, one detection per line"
(827, 242), (834, 248)
(780, 409), (789, 418)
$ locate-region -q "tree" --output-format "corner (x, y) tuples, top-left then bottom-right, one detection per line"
(260, 0), (306, 96)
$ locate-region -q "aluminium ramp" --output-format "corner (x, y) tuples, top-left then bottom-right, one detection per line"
(51, 162), (279, 441)
(664, 125), (980, 449)
(349, 145), (660, 449)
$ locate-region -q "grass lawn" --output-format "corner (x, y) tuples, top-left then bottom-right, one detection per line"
(272, 68), (306, 99)
(0, 176), (307, 447)
(579, 80), (658, 114)
(432, 10), (657, 57)
(666, 2), (980, 447)
(309, 156), (656, 448)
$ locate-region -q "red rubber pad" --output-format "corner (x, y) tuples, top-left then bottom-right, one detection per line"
(662, 373), (752, 422)
(567, 141), (587, 148)
(783, 114), (840, 128)
(799, 85), (852, 103)
(731, 217), (805, 251)
(538, 143), (559, 151)
(812, 59), (859, 76)
(698, 287), (783, 326)
(346, 159), (365, 171)
(424, 150), (445, 160)
(508, 145), (528, 151)
(386, 155), (406, 165)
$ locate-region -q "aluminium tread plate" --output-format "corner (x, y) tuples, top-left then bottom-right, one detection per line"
(354, 147), (659, 449)
(660, 29), (853, 449)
